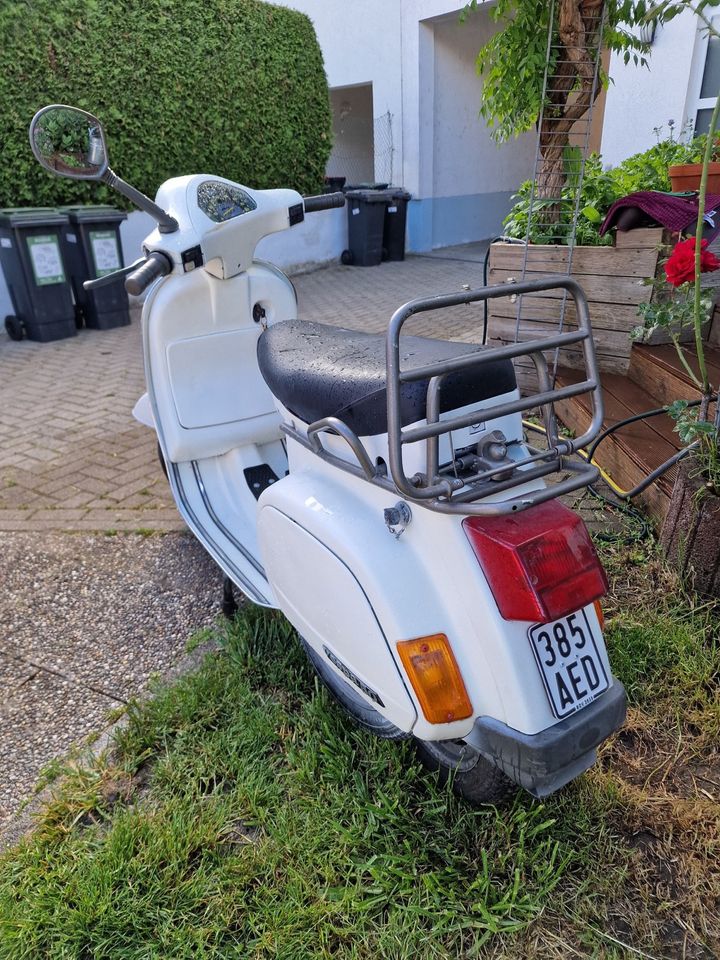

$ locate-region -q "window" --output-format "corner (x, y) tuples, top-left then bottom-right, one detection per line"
(692, 16), (720, 135)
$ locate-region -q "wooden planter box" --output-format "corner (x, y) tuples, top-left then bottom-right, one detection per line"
(486, 228), (665, 389)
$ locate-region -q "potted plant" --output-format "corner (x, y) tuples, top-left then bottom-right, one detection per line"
(648, 0), (720, 595)
(653, 232), (720, 595)
(631, 254), (715, 346)
(668, 133), (720, 193)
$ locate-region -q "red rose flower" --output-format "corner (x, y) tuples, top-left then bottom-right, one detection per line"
(665, 237), (720, 287)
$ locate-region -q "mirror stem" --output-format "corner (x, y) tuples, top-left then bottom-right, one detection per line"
(102, 168), (179, 233)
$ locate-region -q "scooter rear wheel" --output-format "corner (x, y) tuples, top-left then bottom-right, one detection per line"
(414, 738), (516, 806)
(302, 639), (409, 740)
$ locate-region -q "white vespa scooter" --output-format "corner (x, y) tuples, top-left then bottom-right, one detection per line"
(30, 105), (626, 805)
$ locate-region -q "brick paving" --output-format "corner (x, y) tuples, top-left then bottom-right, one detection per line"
(0, 251), (495, 535)
(0, 315), (178, 532)
(0, 248), (619, 535)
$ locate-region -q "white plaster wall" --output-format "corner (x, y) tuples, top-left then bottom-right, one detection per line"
(122, 210), (346, 276)
(255, 206), (345, 273)
(432, 11), (535, 197)
(601, 9), (700, 166)
(121, 211), (155, 263)
(327, 84), (375, 183)
(399, 0), (494, 199)
(278, 0), (404, 185)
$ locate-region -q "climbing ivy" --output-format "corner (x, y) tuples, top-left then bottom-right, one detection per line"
(0, 0), (332, 208)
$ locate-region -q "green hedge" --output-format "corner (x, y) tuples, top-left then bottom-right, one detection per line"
(0, 0), (332, 209)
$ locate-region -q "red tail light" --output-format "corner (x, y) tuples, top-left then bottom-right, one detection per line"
(463, 501), (608, 623)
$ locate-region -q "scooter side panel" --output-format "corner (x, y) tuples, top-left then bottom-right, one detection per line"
(143, 263), (296, 463)
(258, 506), (417, 731)
(258, 450), (614, 743)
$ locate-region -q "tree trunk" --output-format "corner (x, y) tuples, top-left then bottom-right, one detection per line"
(536, 0), (605, 226)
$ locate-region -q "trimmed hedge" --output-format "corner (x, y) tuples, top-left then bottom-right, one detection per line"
(0, 0), (332, 208)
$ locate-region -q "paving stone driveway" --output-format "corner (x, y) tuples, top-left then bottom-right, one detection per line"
(0, 248), (493, 535)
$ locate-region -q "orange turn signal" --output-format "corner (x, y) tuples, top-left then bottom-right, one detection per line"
(396, 633), (473, 724)
(593, 599), (605, 631)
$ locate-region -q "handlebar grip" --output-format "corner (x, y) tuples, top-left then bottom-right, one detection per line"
(125, 251), (173, 296)
(303, 191), (346, 213)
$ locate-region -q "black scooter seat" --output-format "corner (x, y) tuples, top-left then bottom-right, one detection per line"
(257, 319), (516, 437)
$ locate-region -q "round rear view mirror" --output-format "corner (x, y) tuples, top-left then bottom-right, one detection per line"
(29, 104), (108, 180)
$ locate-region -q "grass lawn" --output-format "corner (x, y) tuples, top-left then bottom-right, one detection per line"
(0, 523), (718, 959)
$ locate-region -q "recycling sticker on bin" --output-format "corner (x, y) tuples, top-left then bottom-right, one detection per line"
(26, 235), (66, 286)
(90, 230), (122, 278)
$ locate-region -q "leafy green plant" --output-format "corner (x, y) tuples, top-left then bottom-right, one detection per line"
(0, 0), (332, 208)
(502, 129), (720, 245)
(631, 280), (713, 346)
(464, 0), (679, 212)
(610, 131), (700, 195)
(628, 0), (720, 498)
(502, 154), (615, 246)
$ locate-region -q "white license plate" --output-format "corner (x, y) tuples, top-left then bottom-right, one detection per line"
(528, 610), (609, 719)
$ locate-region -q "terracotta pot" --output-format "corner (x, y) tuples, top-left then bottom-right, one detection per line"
(660, 457), (720, 597)
(668, 162), (720, 194)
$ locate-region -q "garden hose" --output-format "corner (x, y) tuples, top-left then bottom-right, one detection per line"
(521, 416), (701, 501)
(522, 419), (632, 497)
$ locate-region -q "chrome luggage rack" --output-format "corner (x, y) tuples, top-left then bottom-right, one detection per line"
(283, 276), (604, 516)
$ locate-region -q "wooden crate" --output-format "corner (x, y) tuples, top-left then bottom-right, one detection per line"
(486, 232), (665, 389)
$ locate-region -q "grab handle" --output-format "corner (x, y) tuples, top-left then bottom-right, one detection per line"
(124, 251), (172, 296)
(303, 192), (345, 213)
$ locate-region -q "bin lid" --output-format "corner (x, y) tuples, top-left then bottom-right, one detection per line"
(344, 182), (389, 191)
(0, 207), (69, 228)
(59, 205), (128, 225)
(389, 189), (412, 200)
(345, 189), (390, 203)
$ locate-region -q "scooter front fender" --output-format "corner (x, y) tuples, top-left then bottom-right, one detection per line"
(132, 392), (155, 429)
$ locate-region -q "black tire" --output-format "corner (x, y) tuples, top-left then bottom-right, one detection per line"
(5, 316), (23, 341)
(157, 441), (168, 480)
(414, 737), (517, 806)
(340, 249), (354, 266)
(302, 639), (408, 740)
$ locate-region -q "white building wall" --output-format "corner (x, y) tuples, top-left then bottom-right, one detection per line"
(327, 84), (375, 184)
(279, 0), (405, 187)
(601, 9), (700, 166)
(428, 10), (535, 247)
(283, 0), (534, 251)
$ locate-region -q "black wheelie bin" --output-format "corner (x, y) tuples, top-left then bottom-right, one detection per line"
(59, 205), (130, 329)
(382, 189), (411, 261)
(341, 189), (388, 267)
(0, 207), (75, 341)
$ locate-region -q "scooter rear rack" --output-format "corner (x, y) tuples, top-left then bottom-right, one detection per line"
(283, 275), (603, 517)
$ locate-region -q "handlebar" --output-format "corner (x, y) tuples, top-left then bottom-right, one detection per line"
(303, 191), (345, 213)
(125, 251), (173, 296)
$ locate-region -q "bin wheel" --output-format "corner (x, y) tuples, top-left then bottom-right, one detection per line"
(74, 304), (85, 329)
(381, 247), (389, 262)
(4, 316), (23, 341)
(341, 249), (354, 266)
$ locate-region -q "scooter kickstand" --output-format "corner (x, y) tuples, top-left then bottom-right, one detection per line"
(222, 576), (238, 619)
